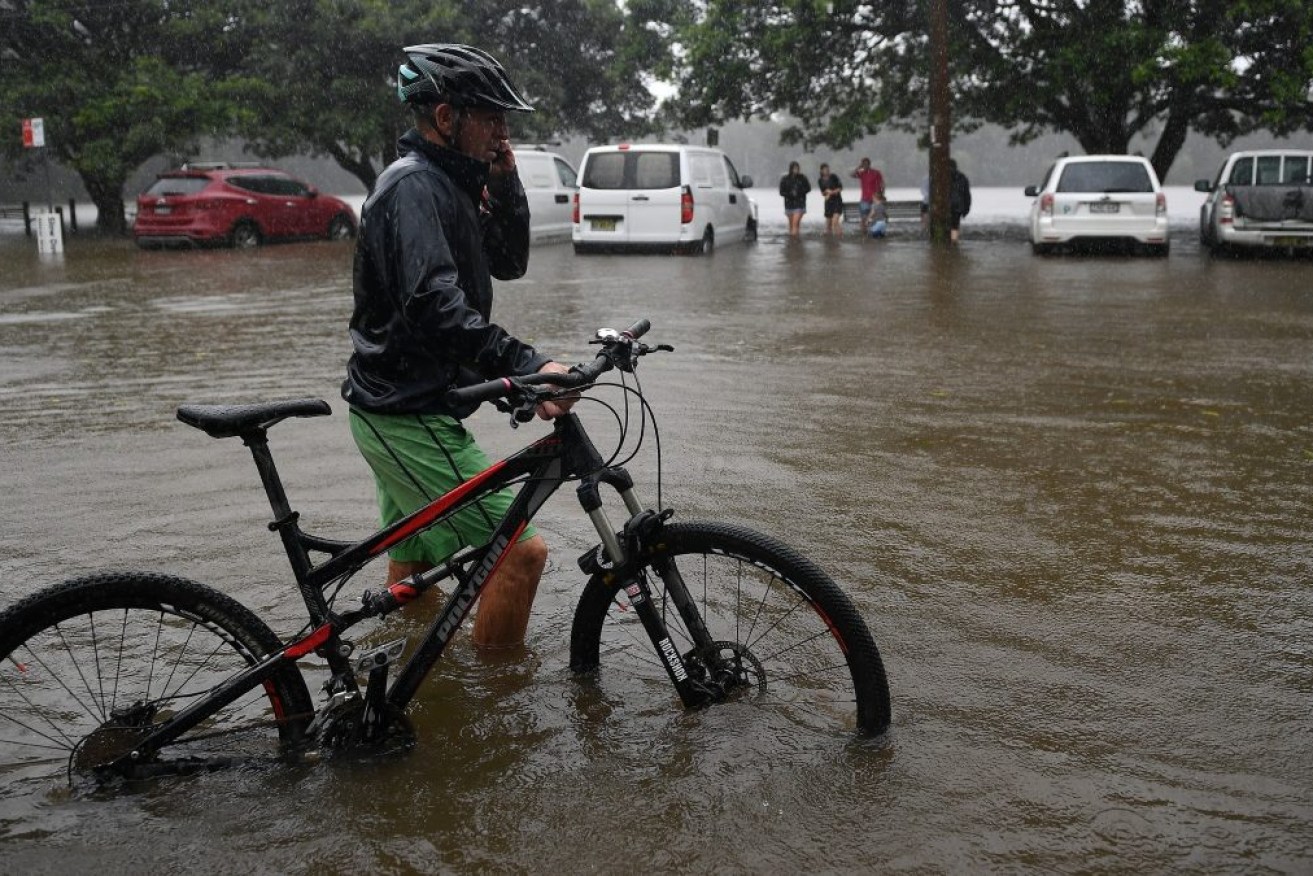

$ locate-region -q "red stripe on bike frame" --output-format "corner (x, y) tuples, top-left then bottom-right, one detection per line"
(374, 458), (512, 555)
(284, 624), (332, 659)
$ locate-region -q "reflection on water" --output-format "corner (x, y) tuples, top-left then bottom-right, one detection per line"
(0, 227), (1310, 873)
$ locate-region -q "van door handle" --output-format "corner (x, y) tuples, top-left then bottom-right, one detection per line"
(555, 194), (569, 203)
(631, 195), (650, 201)
(729, 194), (738, 204)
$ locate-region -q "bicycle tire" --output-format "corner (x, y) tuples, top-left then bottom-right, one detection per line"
(570, 521), (891, 735)
(0, 572), (314, 793)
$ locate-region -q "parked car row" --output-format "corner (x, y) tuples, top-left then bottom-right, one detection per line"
(133, 147), (1310, 257)
(1023, 149), (1313, 257)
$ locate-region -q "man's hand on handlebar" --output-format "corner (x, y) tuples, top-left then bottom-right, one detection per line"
(534, 361), (578, 420)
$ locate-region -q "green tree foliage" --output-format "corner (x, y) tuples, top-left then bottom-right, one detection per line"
(669, 1), (1313, 182)
(237, 0), (669, 192)
(0, 1), (267, 233)
(0, 0), (668, 232)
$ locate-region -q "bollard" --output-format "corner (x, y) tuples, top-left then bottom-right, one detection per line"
(22, 201), (32, 237)
(68, 198), (78, 232)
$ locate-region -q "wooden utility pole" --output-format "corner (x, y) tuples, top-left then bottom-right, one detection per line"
(928, 0), (952, 246)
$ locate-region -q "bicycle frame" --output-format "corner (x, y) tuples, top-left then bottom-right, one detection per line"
(118, 403), (717, 765)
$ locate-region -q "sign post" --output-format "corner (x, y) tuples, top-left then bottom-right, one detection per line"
(22, 117), (63, 254)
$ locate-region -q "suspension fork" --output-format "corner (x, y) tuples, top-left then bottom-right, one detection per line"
(576, 466), (719, 708)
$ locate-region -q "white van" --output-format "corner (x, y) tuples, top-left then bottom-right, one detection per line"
(572, 144), (757, 254)
(515, 148), (579, 243)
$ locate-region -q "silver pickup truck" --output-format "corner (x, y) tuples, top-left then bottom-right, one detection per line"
(1194, 150), (1313, 254)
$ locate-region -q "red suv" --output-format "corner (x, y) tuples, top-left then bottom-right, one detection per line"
(132, 163), (357, 249)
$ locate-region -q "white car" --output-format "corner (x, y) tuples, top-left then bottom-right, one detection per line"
(515, 148), (579, 243)
(1024, 155), (1170, 256)
(572, 143), (758, 254)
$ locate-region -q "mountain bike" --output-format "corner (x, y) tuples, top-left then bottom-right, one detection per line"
(0, 320), (890, 791)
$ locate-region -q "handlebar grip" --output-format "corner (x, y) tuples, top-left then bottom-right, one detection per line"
(445, 377), (514, 407)
(623, 319), (650, 339)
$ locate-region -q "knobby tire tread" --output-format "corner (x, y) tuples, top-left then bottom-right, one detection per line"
(0, 572), (314, 776)
(569, 520), (891, 735)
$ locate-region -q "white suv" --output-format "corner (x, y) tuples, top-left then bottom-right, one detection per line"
(572, 143), (758, 254)
(1025, 155), (1170, 256)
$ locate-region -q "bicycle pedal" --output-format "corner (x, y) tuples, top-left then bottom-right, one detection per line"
(354, 637), (406, 674)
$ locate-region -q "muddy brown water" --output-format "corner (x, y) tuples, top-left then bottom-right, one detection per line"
(1, 218), (1310, 874)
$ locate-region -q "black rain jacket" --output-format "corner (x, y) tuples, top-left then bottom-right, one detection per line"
(343, 129), (547, 416)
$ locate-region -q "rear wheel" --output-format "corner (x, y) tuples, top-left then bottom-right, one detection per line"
(570, 521), (891, 736)
(745, 217), (758, 242)
(230, 222), (261, 249)
(0, 573), (313, 796)
(327, 214), (354, 240)
(692, 226), (715, 255)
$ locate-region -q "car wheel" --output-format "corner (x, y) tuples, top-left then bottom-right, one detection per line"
(327, 214), (354, 240)
(745, 217), (758, 242)
(1031, 241), (1052, 256)
(1148, 242), (1170, 258)
(695, 227), (714, 255)
(230, 222), (261, 249)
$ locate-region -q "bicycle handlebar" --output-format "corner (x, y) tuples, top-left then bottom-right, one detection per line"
(445, 319), (653, 408)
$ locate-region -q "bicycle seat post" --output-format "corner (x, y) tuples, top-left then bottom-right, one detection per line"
(242, 428), (316, 589)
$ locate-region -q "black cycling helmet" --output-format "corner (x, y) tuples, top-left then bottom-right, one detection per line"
(396, 44), (534, 113)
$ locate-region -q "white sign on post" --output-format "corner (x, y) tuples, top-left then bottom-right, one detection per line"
(36, 211), (64, 255)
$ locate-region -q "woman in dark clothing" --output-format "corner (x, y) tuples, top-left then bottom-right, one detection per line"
(818, 162), (844, 236)
(779, 161), (811, 237)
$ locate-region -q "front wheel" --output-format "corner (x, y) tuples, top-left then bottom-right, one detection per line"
(570, 521), (891, 736)
(0, 573), (314, 796)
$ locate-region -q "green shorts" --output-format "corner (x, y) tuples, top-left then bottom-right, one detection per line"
(349, 408), (536, 565)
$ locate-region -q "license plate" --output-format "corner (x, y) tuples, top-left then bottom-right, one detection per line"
(154, 205), (173, 215)
(1088, 202), (1119, 214)
(589, 217), (618, 232)
(1270, 236), (1312, 247)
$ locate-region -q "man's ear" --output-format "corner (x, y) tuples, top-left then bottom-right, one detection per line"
(432, 103), (456, 139)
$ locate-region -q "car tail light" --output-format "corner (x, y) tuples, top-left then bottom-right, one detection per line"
(1219, 193), (1234, 224)
(572, 192), (579, 224)
(1156, 192), (1167, 215)
(1039, 193), (1054, 216)
(680, 185), (694, 224)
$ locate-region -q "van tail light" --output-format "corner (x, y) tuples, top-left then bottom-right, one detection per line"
(1219, 193), (1234, 224)
(1039, 193), (1053, 216)
(1155, 192), (1167, 216)
(572, 192), (579, 225)
(680, 185), (694, 224)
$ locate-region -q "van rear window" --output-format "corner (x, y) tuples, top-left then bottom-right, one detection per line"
(582, 152), (680, 190)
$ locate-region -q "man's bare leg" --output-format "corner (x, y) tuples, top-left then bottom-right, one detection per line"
(472, 534), (547, 647)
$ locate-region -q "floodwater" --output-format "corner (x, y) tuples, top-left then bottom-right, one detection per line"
(0, 209), (1311, 874)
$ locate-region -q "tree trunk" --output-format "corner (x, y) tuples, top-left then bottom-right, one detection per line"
(1149, 103), (1192, 185)
(82, 174), (128, 235)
